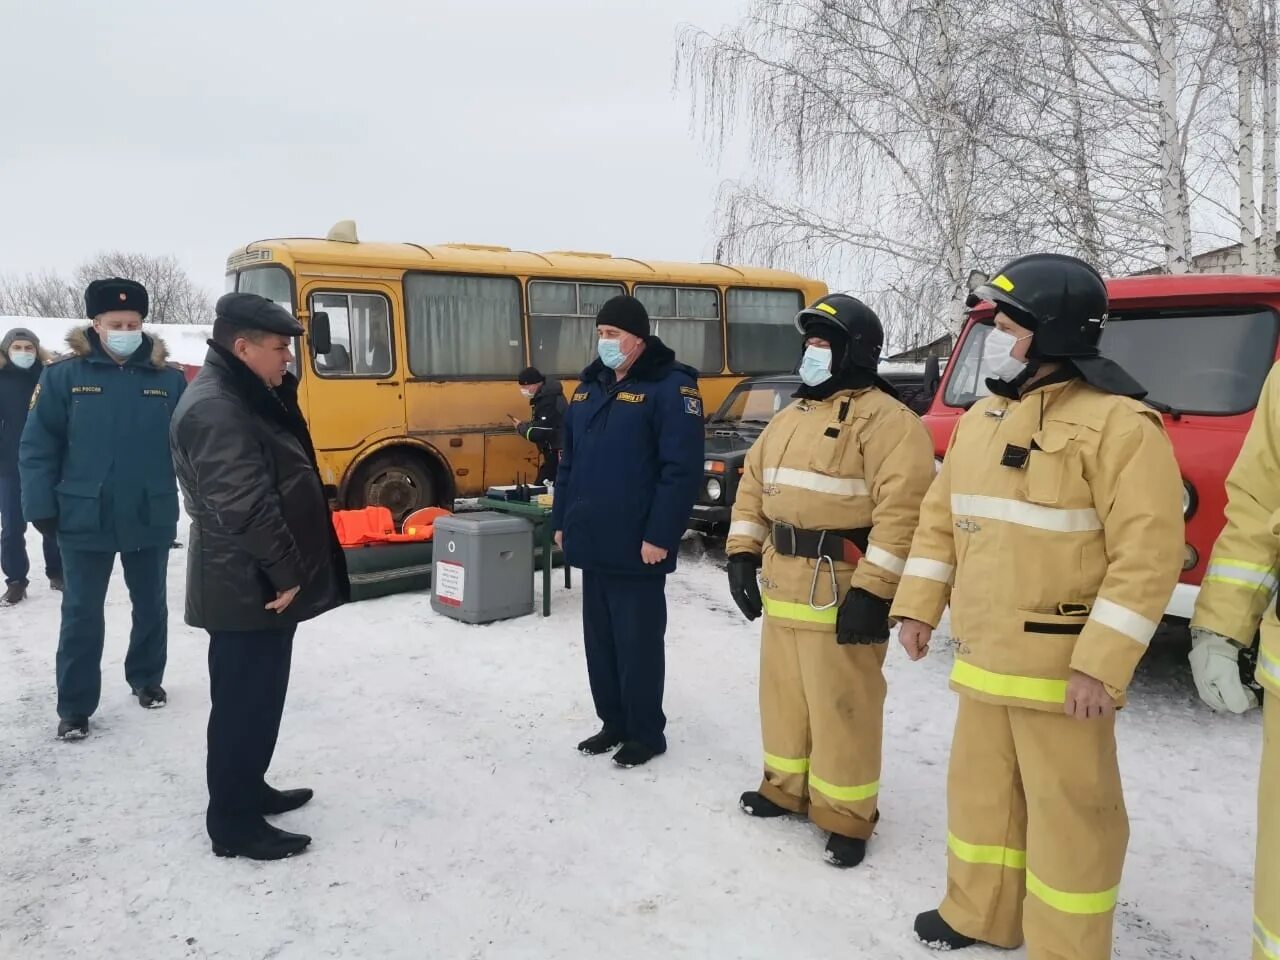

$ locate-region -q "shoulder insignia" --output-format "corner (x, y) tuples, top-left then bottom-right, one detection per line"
(28, 383), (40, 410)
(683, 396), (703, 416)
(679, 385), (701, 399)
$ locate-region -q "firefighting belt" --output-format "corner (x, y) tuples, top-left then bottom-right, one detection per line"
(771, 522), (869, 564)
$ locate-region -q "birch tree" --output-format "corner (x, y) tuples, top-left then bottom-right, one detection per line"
(677, 0), (1022, 342)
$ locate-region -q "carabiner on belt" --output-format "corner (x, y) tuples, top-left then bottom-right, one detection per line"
(809, 531), (839, 610)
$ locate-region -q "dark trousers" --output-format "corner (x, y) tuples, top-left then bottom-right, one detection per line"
(206, 626), (295, 840)
(0, 473), (61, 586)
(537, 448), (561, 485)
(582, 571), (668, 751)
(56, 546), (167, 720)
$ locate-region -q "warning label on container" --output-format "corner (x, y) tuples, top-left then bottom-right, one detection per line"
(435, 561), (465, 607)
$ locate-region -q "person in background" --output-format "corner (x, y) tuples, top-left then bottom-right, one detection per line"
(0, 327), (62, 604)
(171, 292), (349, 861)
(510, 366), (567, 484)
(1187, 365), (1280, 960)
(726, 294), (935, 868)
(891, 254), (1183, 958)
(20, 279), (187, 740)
(552, 295), (704, 768)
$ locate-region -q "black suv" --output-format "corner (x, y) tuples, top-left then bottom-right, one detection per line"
(689, 361), (941, 541)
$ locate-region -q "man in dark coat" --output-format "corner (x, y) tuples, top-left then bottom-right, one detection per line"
(19, 280), (187, 740)
(0, 327), (62, 604)
(511, 366), (567, 484)
(170, 291), (349, 861)
(552, 295), (705, 768)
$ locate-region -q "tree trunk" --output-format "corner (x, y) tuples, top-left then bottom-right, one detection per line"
(1158, 0), (1190, 273)
(1232, 0), (1258, 272)
(1055, 0), (1103, 264)
(1265, 0), (1279, 270)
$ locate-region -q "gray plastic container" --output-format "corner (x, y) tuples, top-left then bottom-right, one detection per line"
(430, 512), (534, 623)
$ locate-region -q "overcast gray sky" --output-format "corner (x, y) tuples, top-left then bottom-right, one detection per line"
(1, 0), (752, 296)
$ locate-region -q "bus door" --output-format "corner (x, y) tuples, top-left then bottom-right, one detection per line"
(300, 281), (407, 454)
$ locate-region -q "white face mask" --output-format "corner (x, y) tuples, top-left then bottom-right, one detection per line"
(983, 328), (1031, 382)
(8, 349), (36, 370)
(799, 345), (833, 386)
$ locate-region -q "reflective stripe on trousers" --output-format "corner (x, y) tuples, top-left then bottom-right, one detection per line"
(763, 753), (879, 802)
(947, 833), (1118, 915)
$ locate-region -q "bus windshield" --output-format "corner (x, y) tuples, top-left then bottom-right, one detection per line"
(943, 307), (1280, 415)
(227, 266), (295, 313)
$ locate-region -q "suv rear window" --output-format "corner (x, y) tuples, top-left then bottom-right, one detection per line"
(944, 308), (1280, 415)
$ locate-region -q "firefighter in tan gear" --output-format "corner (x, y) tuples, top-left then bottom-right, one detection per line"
(1188, 364), (1280, 960)
(725, 293), (935, 867)
(890, 254), (1184, 958)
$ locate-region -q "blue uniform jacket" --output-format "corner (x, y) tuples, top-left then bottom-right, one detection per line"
(19, 327), (187, 552)
(552, 337), (705, 577)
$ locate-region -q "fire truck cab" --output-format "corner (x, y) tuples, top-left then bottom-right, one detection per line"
(922, 274), (1280, 626)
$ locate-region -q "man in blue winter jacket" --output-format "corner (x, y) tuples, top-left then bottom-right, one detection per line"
(19, 278), (187, 740)
(552, 294), (705, 768)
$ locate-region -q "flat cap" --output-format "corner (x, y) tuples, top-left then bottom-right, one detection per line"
(214, 292), (303, 336)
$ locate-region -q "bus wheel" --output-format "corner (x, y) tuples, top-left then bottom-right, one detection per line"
(350, 453), (436, 524)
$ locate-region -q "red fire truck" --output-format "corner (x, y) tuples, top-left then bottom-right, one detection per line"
(921, 274), (1280, 639)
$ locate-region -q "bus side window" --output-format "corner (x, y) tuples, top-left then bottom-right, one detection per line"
(310, 292), (394, 378)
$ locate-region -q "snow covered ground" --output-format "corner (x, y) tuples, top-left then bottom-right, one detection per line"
(0, 522), (1263, 959)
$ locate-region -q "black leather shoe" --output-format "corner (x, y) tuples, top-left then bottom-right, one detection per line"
(57, 718), (89, 740)
(739, 791), (791, 817)
(262, 787), (314, 815)
(212, 823), (311, 861)
(914, 910), (978, 950)
(612, 741), (665, 768)
(577, 728), (624, 756)
(133, 685), (167, 709)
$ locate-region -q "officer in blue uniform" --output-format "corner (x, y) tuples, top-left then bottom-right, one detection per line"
(19, 278), (187, 740)
(552, 295), (705, 768)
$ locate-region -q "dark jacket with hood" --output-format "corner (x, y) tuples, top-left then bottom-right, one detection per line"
(552, 338), (705, 576)
(169, 343), (349, 632)
(19, 326), (186, 551)
(516, 378), (568, 452)
(0, 328), (51, 477)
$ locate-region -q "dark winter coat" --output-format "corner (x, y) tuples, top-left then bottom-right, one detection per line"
(0, 346), (50, 477)
(169, 343), (350, 632)
(551, 338), (705, 577)
(516, 378), (567, 453)
(19, 327), (186, 551)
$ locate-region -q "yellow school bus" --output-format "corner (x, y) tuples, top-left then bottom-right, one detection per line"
(224, 221), (827, 518)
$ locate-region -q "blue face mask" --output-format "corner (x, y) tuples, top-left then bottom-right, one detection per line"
(104, 330), (143, 357)
(597, 338), (628, 370)
(8, 350), (35, 370)
(799, 345), (833, 386)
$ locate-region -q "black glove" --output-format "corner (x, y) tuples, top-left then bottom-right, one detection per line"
(836, 588), (890, 644)
(32, 517), (57, 537)
(727, 552), (763, 621)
